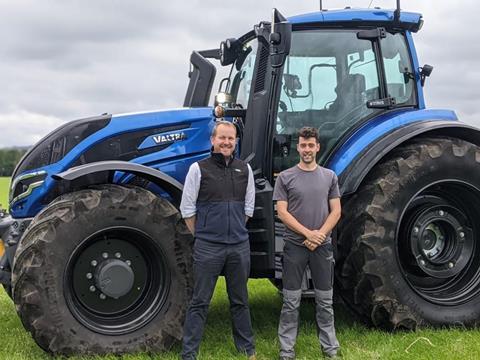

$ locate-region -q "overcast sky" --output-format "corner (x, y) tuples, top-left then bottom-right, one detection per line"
(0, 0), (478, 147)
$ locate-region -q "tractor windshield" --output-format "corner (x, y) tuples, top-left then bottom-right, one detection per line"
(273, 29), (415, 172)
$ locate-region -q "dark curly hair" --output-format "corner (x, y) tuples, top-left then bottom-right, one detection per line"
(298, 127), (319, 143)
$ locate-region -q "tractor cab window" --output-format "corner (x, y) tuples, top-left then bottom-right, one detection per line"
(381, 32), (415, 105)
(273, 30), (381, 173)
(347, 49), (379, 100)
(226, 40), (258, 109)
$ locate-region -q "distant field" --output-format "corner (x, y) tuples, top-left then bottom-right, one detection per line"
(1, 178), (480, 359)
(0, 177), (9, 209)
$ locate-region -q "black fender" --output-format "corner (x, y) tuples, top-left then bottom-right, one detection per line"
(339, 121), (480, 196)
(52, 160), (183, 204)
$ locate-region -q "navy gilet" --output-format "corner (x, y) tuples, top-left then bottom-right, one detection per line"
(195, 152), (249, 244)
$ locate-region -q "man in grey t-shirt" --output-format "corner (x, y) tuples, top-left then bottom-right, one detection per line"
(273, 127), (341, 359)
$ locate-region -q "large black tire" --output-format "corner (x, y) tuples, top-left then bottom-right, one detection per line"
(337, 136), (480, 330)
(2, 284), (12, 298)
(12, 185), (193, 355)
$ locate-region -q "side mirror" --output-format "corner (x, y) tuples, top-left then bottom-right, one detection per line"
(270, 9), (291, 68)
(420, 64), (433, 86)
(219, 38), (240, 66)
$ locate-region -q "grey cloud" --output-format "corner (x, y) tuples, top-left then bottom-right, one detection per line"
(0, 0), (479, 147)
(0, 111), (63, 147)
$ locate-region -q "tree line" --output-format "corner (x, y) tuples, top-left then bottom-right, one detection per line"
(0, 148), (29, 177)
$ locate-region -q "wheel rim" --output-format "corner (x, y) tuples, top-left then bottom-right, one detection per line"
(398, 181), (480, 305)
(64, 227), (170, 335)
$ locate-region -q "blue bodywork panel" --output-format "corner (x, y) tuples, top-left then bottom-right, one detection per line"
(10, 108), (215, 218)
(327, 108), (458, 175)
(288, 9), (421, 26)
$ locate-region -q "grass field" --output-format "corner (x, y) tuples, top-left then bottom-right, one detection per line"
(0, 177), (9, 209)
(1, 177), (480, 360)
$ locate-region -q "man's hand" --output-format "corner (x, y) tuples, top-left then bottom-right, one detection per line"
(276, 201), (329, 251)
(304, 230), (327, 251)
(184, 216), (196, 236)
(316, 230), (327, 244)
(303, 239), (318, 251)
(305, 230), (326, 245)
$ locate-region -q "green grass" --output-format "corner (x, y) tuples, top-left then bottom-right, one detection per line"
(2, 280), (480, 360)
(0, 177), (9, 209)
(1, 177), (480, 360)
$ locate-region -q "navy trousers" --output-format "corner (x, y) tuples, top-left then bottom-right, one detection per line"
(181, 240), (255, 360)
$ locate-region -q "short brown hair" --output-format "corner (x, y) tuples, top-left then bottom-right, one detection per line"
(211, 120), (237, 137)
(298, 127), (319, 143)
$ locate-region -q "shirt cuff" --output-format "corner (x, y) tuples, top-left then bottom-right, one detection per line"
(181, 209), (196, 218)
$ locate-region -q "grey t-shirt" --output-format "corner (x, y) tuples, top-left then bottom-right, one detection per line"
(273, 165), (341, 245)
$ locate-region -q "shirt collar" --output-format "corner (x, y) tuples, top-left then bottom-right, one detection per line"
(210, 147), (234, 167)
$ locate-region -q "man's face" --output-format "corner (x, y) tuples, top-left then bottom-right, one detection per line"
(297, 136), (320, 164)
(211, 124), (236, 157)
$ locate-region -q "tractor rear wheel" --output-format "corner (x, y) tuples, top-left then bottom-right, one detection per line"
(12, 185), (193, 355)
(337, 137), (480, 329)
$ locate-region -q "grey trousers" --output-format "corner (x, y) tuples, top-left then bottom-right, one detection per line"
(181, 240), (255, 360)
(278, 241), (340, 358)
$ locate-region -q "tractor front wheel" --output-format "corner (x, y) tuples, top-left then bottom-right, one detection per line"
(12, 185), (193, 355)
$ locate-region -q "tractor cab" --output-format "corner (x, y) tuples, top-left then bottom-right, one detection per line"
(186, 7), (426, 181)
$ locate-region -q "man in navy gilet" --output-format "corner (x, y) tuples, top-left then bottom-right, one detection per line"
(180, 121), (256, 360)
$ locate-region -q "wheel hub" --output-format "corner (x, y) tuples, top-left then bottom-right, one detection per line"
(419, 223), (445, 256)
(94, 259), (134, 299)
(66, 228), (171, 335)
(409, 205), (472, 278)
(71, 237), (149, 315)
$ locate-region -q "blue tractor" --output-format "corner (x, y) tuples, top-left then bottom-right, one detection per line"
(1, 3), (480, 355)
